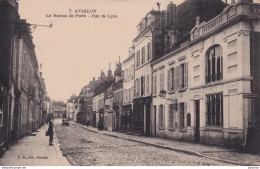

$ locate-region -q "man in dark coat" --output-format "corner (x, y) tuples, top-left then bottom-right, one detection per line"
(48, 119), (54, 145)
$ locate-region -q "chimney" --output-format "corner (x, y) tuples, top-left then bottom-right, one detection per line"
(157, 2), (161, 11)
(196, 16), (200, 26)
(93, 77), (95, 82)
(119, 56), (121, 64)
(40, 63), (43, 78)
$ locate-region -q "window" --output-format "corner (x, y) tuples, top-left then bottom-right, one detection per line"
(206, 45), (223, 83)
(146, 75), (149, 95)
(159, 104), (165, 129)
(141, 47), (145, 64)
(135, 78), (140, 97)
(136, 51), (140, 68)
(168, 68), (174, 92)
(141, 76), (145, 96)
(179, 63), (188, 89)
(179, 102), (187, 129)
(168, 104), (175, 129)
(206, 93), (223, 127)
(187, 113), (191, 127)
(153, 73), (157, 95)
(147, 42), (151, 61)
(160, 69), (164, 91)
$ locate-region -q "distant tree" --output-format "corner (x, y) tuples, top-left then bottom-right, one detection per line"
(67, 94), (79, 103)
(52, 100), (66, 107)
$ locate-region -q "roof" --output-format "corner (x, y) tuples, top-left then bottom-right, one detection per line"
(177, 0), (226, 32)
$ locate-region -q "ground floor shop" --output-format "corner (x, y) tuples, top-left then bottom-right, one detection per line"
(133, 97), (152, 135)
(121, 104), (132, 132)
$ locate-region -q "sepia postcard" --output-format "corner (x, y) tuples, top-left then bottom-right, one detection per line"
(0, 0), (260, 167)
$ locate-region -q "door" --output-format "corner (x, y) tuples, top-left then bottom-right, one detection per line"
(153, 105), (156, 135)
(145, 104), (150, 135)
(195, 100), (200, 142)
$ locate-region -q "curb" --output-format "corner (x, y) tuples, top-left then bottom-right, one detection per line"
(53, 128), (71, 166)
(81, 125), (258, 166)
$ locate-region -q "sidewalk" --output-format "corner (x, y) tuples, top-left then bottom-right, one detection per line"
(0, 124), (70, 166)
(74, 122), (260, 166)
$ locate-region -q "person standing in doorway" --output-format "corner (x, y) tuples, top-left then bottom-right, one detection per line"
(48, 119), (54, 146)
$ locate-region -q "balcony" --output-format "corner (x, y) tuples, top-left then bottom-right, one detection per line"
(190, 2), (260, 41)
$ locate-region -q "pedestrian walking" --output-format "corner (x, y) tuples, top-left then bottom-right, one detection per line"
(48, 119), (54, 146)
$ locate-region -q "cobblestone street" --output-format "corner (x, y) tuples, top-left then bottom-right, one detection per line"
(54, 119), (233, 166)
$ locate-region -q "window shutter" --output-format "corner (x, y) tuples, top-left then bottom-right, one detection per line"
(184, 62), (188, 88)
(167, 70), (170, 91)
(163, 105), (165, 128)
(184, 102), (187, 127)
(144, 46), (146, 63)
(143, 76), (145, 96)
(173, 109), (176, 126)
(168, 105), (170, 128)
(147, 75), (149, 95)
(158, 105), (161, 127)
(175, 66), (179, 90)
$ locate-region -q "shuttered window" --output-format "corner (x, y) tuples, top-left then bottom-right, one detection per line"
(168, 68), (174, 92)
(175, 66), (179, 90)
(179, 102), (187, 129)
(141, 47), (145, 64)
(147, 42), (151, 61)
(178, 63), (188, 89)
(146, 74), (149, 95)
(153, 74), (157, 95)
(160, 69), (164, 91)
(159, 104), (165, 129)
(136, 51), (140, 67)
(168, 104), (175, 129)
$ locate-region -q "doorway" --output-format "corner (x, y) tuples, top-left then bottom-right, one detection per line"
(195, 100), (200, 142)
(153, 105), (156, 135)
(145, 104), (150, 136)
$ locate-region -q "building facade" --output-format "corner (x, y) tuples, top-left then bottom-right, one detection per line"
(133, 9), (165, 135)
(122, 46), (135, 132)
(152, 0), (260, 150)
(0, 0), (48, 156)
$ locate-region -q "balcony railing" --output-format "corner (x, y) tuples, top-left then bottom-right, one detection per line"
(191, 3), (260, 41)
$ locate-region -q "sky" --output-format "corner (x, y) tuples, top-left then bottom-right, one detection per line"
(17, 0), (260, 102)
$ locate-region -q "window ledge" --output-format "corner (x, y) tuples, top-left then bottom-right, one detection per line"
(168, 90), (176, 94)
(158, 127), (165, 130)
(179, 128), (187, 132)
(178, 88), (187, 92)
(203, 127), (223, 132)
(168, 127), (176, 131)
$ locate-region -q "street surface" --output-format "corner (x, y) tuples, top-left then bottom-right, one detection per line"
(54, 119), (233, 166)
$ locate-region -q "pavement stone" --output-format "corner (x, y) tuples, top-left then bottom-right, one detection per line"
(0, 123), (70, 166)
(73, 122), (260, 166)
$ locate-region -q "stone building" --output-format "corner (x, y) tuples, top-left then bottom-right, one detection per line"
(0, 0), (47, 156)
(112, 59), (123, 131)
(122, 46), (135, 132)
(151, 0), (260, 150)
(132, 9), (163, 135)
